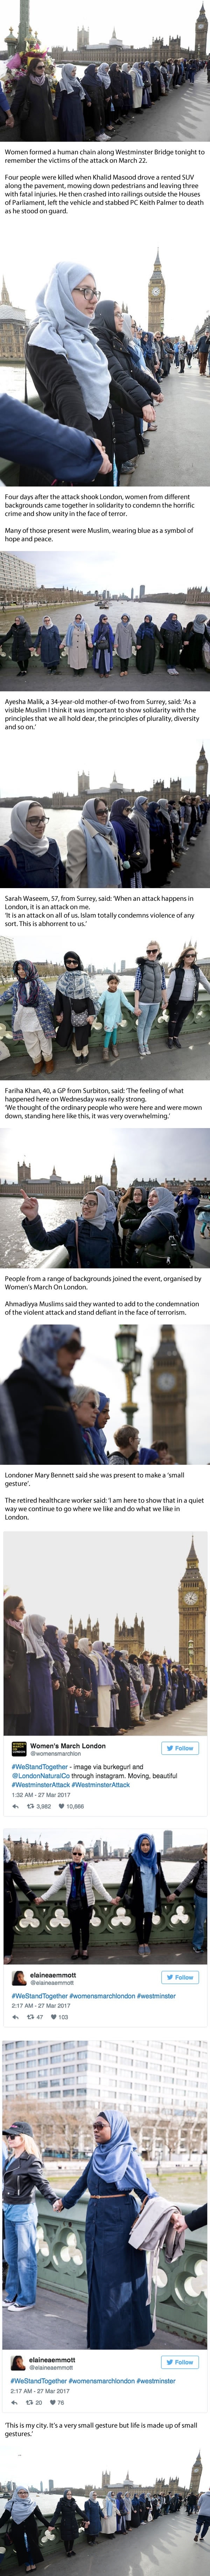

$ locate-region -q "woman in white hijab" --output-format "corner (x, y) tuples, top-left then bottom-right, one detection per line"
(0, 799), (64, 889)
(6, 2495), (49, 2569)
(26, 263), (112, 479)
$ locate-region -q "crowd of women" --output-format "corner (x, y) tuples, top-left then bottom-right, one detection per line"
(4, 1593), (207, 1735)
(1, 795), (209, 891)
(2, 604), (210, 686)
(1, 942), (209, 1075)
(15, 1173), (209, 1276)
(3, 2107), (204, 2338)
(0, 2484), (206, 2562)
(0, 45), (207, 141)
(1, 1320), (177, 1465)
(4, 1832), (207, 1964)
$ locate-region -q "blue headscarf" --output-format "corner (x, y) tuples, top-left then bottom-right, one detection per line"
(161, 614), (182, 635)
(132, 1833), (158, 1873)
(65, 618), (86, 646)
(20, 1324), (82, 1395)
(92, 2106), (151, 2192)
(82, 800), (120, 889)
(136, 618), (155, 642)
(13, 959), (40, 1007)
(92, 1393), (109, 1462)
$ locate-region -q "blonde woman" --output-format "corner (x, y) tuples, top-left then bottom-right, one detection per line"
(3, 2118), (54, 2310)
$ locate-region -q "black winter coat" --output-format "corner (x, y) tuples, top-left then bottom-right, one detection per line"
(13, 72), (55, 137)
(92, 312), (157, 467)
(4, 1617), (30, 1731)
(118, 1851), (169, 1916)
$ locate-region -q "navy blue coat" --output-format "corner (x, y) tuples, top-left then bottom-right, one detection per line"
(4, 1363), (85, 1466)
(0, 394), (102, 485)
(22, 1212), (114, 1268)
(36, 623), (62, 670)
(0, 836), (64, 888)
(61, 2157), (153, 2349)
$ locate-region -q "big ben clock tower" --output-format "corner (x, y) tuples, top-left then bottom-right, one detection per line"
(178, 1537), (206, 1675)
(150, 1325), (187, 1462)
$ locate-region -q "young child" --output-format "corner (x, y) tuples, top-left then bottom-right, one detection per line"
(95, 975), (135, 1062)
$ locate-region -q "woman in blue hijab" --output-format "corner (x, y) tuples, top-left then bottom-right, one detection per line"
(92, 1394), (110, 1461)
(54, 2105), (156, 2346)
(159, 612), (183, 673)
(136, 615), (159, 675)
(113, 1833), (173, 1955)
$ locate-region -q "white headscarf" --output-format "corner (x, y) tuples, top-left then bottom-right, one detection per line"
(98, 62), (111, 85)
(10, 801), (49, 856)
(30, 263), (110, 419)
(22, 1614), (54, 1665)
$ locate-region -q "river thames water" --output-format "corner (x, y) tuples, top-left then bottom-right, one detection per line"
(0, 1194), (83, 1265)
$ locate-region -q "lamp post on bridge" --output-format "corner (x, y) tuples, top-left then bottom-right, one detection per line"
(115, 1325), (142, 1429)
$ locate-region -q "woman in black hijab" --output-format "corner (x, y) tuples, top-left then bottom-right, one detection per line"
(83, 64), (103, 134)
(109, 62), (124, 119)
(53, 950), (96, 1059)
(51, 2494), (83, 2557)
(110, 799), (140, 883)
(92, 299), (158, 476)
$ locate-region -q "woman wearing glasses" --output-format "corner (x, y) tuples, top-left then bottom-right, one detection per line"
(26, 264), (113, 481)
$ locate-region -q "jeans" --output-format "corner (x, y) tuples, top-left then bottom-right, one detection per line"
(197, 2518), (210, 2540)
(136, 999), (161, 1051)
(4, 2200), (37, 2306)
(192, 1891), (207, 1953)
(104, 1026), (118, 1049)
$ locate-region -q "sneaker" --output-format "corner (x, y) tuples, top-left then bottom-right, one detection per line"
(138, 1945), (145, 1956)
(144, 1046), (151, 1055)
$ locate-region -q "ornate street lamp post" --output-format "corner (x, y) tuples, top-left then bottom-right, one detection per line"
(115, 1326), (142, 1429)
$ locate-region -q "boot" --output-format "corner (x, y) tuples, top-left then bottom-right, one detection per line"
(31, 1057), (42, 1074)
(45, 1058), (54, 1073)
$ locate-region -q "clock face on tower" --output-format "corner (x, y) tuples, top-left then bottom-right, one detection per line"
(183, 1590), (198, 1607)
(158, 1371), (176, 1390)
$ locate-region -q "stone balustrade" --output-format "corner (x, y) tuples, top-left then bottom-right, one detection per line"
(35, 2194), (207, 2340)
(16, 1880), (201, 1956)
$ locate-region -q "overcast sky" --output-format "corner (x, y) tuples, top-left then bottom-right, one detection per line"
(4, 1525), (208, 1655)
(15, 534), (210, 595)
(1, 718), (209, 802)
(1, 1303), (209, 1459)
(1, 1118), (210, 1183)
(1, 191), (209, 336)
(2, 0), (209, 54)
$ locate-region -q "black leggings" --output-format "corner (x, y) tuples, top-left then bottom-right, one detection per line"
(168, 1000), (194, 1039)
(197, 2520), (210, 2541)
(135, 1905), (153, 1943)
(133, 1906), (152, 1937)
(120, 656), (129, 671)
(68, 1893), (91, 1952)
